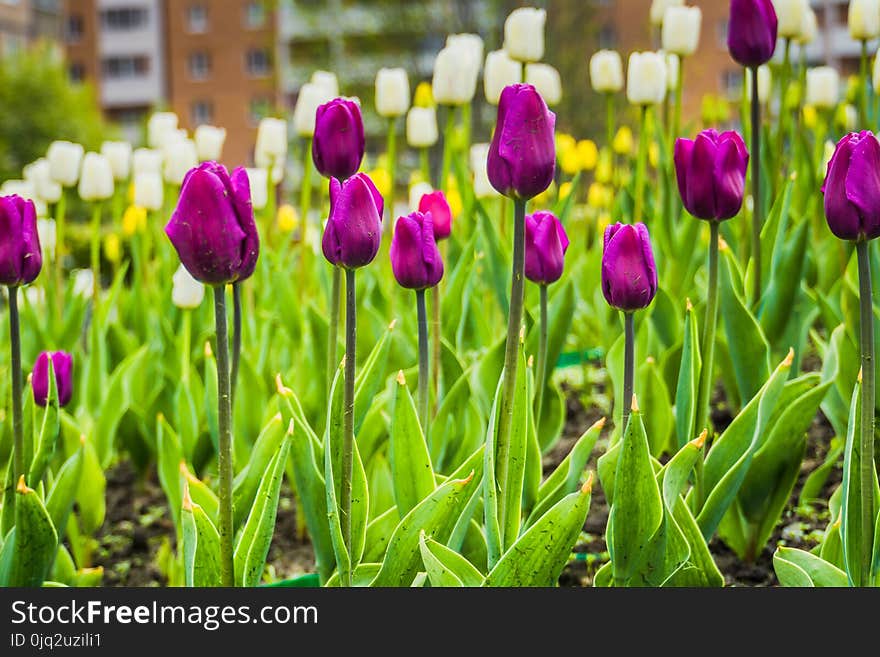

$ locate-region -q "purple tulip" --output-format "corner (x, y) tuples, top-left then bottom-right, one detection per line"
(727, 0), (778, 68)
(322, 173), (384, 269)
(602, 223), (658, 312)
(674, 129), (749, 221)
(165, 162), (259, 285)
(32, 351), (73, 407)
(822, 131), (880, 241)
(525, 211), (569, 285)
(312, 98), (365, 181)
(390, 212), (444, 290)
(418, 191), (452, 241)
(487, 84), (556, 200)
(0, 195), (42, 287)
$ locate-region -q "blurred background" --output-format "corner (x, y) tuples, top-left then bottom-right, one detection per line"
(0, 0), (864, 181)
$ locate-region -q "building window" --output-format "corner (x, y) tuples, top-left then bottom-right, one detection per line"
(244, 1), (266, 28)
(69, 62), (85, 82)
(246, 48), (271, 76)
(102, 56), (150, 79)
(187, 4), (208, 33)
(192, 100), (214, 125)
(716, 19), (729, 47)
(249, 96), (272, 126)
(101, 8), (148, 31)
(598, 24), (617, 49)
(188, 51), (211, 80)
(66, 14), (83, 42)
(720, 69), (743, 99)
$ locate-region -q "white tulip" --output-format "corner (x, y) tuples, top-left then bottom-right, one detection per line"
(409, 182), (433, 212)
(627, 52), (667, 106)
(255, 117), (289, 167)
(132, 148), (163, 176)
(447, 33), (485, 70)
(484, 49), (522, 104)
(147, 112), (179, 149)
(525, 63), (562, 105)
(664, 52), (680, 91)
(746, 65), (772, 104)
(842, 104), (858, 131)
(78, 152), (115, 201)
(662, 6), (701, 56)
(72, 269), (94, 298)
(37, 219), (56, 259)
(195, 125), (227, 161)
(433, 45), (478, 105)
(133, 172), (164, 211)
(850, 0), (880, 40)
(797, 8), (818, 44)
(503, 7), (546, 63)
(163, 138), (198, 185)
(772, 0), (808, 39)
(47, 141), (84, 187)
(650, 0), (684, 26)
(806, 67), (840, 109)
(406, 107), (439, 148)
(470, 143), (498, 200)
(590, 50), (624, 94)
(172, 265), (205, 309)
(293, 83), (330, 137)
(0, 180), (47, 217)
(311, 70), (339, 98)
(100, 141), (132, 181)
(375, 68), (411, 118)
(245, 168), (269, 210)
(23, 158), (62, 204)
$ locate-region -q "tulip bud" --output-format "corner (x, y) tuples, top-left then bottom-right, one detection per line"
(849, 0), (880, 41)
(822, 131), (880, 241)
(47, 141), (84, 187)
(245, 168), (269, 210)
(390, 211), (444, 290)
(293, 83), (330, 137)
(23, 159), (62, 204)
(0, 195), (42, 286)
(132, 148), (163, 176)
(147, 112), (179, 148)
(409, 182), (433, 212)
(433, 45), (478, 105)
(312, 98), (365, 181)
(662, 6), (702, 56)
(590, 50), (624, 94)
(487, 84), (556, 200)
(602, 223), (658, 312)
(133, 172), (163, 211)
(32, 351), (73, 407)
(78, 153), (115, 201)
(728, 0), (778, 67)
(503, 7), (546, 63)
(414, 81), (434, 108)
(797, 8), (818, 44)
(484, 49), (522, 105)
(255, 117), (289, 166)
(650, 0), (684, 26)
(37, 219), (56, 258)
(746, 65), (772, 104)
(172, 264), (205, 309)
(773, 0), (808, 39)
(165, 162), (259, 284)
(447, 33), (484, 70)
(470, 143), (499, 200)
(322, 173), (384, 269)
(525, 63), (562, 106)
(194, 125), (227, 162)
(525, 211), (569, 285)
(375, 68), (411, 118)
(311, 70), (339, 98)
(406, 107), (438, 148)
(674, 129), (749, 221)
(100, 141), (132, 181)
(664, 52), (680, 91)
(627, 52), (667, 106)
(806, 66), (840, 109)
(417, 190), (453, 241)
(163, 139), (199, 186)
(72, 269), (93, 298)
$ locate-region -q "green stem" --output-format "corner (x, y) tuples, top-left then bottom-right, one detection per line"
(431, 273), (442, 416)
(622, 311), (634, 432)
(751, 66), (763, 305)
(673, 57), (684, 145)
(212, 286), (235, 587)
(460, 103), (472, 161)
(441, 106), (455, 194)
(54, 192), (66, 323)
(267, 159), (277, 239)
(386, 117), (397, 223)
(90, 203), (102, 308)
(856, 240), (876, 588)
(341, 268), (357, 588)
(231, 282), (242, 404)
(181, 309), (192, 384)
(416, 289), (430, 437)
(535, 284), (549, 427)
(605, 93), (615, 151)
(300, 138), (314, 246)
(634, 105), (649, 224)
(8, 287), (23, 484)
(697, 221), (720, 444)
(420, 147), (431, 186)
(327, 265), (341, 401)
(861, 40), (870, 128)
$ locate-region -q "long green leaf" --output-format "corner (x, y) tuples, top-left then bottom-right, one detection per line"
(390, 372), (435, 517)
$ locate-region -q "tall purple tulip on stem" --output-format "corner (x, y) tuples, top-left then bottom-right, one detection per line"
(0, 195), (42, 488)
(166, 162), (259, 587)
(822, 131), (880, 586)
(727, 0), (777, 304)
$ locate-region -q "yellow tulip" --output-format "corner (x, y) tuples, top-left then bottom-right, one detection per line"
(556, 133), (576, 154)
(104, 232), (122, 264)
(532, 182), (557, 207)
(588, 183), (609, 209)
(414, 81), (435, 108)
(577, 140), (598, 170)
(559, 181), (573, 201)
(595, 151), (613, 184)
(802, 104), (818, 129)
(369, 168), (392, 199)
(649, 142), (660, 169)
(613, 126), (634, 155)
(447, 186), (463, 218)
(277, 204), (299, 233)
(122, 205), (147, 236)
(597, 212), (612, 235)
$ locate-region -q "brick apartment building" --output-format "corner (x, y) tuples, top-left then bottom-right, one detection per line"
(0, 0), (62, 56)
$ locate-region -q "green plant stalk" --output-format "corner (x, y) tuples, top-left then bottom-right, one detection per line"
(341, 268), (357, 588)
(496, 199), (527, 503)
(300, 138), (314, 248)
(605, 93), (615, 149)
(416, 288), (430, 437)
(750, 66), (763, 305)
(856, 240), (876, 588)
(622, 311), (634, 432)
(386, 117), (397, 223)
(634, 105), (649, 224)
(432, 240), (445, 416)
(8, 287), (23, 484)
(672, 57), (684, 148)
(861, 40), (870, 127)
(441, 106), (455, 194)
(231, 282), (242, 404)
(266, 162), (277, 244)
(535, 284), (549, 427)
(695, 221), (720, 505)
(181, 309), (192, 384)
(327, 265), (341, 402)
(774, 39), (791, 193)
(420, 147), (431, 186)
(460, 103), (472, 160)
(89, 203), (102, 307)
(54, 193), (66, 322)
(212, 285), (235, 587)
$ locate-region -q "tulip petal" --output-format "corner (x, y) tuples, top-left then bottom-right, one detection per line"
(714, 133), (749, 219)
(684, 132), (719, 219)
(673, 138), (695, 211)
(229, 166), (259, 280)
(0, 196), (24, 285)
(823, 135), (862, 240)
(845, 134), (880, 240)
(728, 0), (778, 67)
(602, 223), (657, 311)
